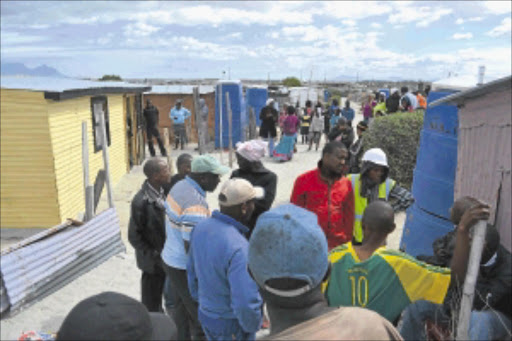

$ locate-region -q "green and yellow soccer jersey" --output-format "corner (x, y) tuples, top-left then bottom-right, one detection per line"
(323, 242), (451, 323)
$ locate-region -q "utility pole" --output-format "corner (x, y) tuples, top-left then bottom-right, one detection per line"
(267, 72), (270, 85)
(228, 67), (231, 80)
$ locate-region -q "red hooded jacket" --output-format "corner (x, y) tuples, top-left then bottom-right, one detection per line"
(291, 167), (354, 250)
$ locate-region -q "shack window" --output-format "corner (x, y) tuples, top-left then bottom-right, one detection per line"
(91, 96), (111, 152)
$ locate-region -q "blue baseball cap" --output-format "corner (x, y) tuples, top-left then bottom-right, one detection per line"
(248, 204), (328, 297)
(191, 155), (230, 175)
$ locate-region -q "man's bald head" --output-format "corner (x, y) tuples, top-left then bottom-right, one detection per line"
(451, 196), (480, 225)
(143, 158), (167, 180)
(362, 201), (395, 236)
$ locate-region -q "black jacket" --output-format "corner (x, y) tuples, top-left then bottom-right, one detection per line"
(231, 167), (277, 234)
(143, 105), (160, 128)
(420, 233), (512, 319)
(259, 106), (278, 138)
(385, 94), (400, 114)
(128, 181), (166, 274)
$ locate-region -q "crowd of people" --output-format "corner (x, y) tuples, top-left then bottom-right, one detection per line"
(256, 85), (428, 166)
(52, 87), (511, 341)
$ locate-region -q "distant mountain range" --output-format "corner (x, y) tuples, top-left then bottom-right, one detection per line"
(1, 62), (67, 78)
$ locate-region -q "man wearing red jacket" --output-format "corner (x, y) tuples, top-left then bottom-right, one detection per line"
(291, 141), (354, 250)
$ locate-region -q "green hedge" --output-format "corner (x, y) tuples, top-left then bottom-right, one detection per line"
(362, 110), (424, 190)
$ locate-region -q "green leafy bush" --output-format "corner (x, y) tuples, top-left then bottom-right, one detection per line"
(362, 110), (424, 190)
(282, 77), (301, 87)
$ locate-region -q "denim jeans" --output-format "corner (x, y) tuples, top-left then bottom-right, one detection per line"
(399, 300), (512, 341)
(263, 136), (274, 156)
(198, 310), (255, 341)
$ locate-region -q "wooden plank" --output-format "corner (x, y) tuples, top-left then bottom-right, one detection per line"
(99, 112), (114, 208)
(456, 221), (487, 340)
(218, 86), (224, 163)
(193, 86), (205, 155)
(225, 92), (233, 168)
(82, 122), (93, 222)
(163, 128), (174, 175)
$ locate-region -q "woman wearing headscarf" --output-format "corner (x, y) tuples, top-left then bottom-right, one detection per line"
(273, 105), (300, 162)
(259, 98), (278, 156)
(231, 140), (277, 234)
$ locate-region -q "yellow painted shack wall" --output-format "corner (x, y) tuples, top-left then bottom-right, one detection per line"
(47, 94), (129, 221)
(0, 89), (61, 228)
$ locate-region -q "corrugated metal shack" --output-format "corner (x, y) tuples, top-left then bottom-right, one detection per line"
(0, 76), (150, 229)
(430, 75), (512, 251)
(143, 85), (215, 145)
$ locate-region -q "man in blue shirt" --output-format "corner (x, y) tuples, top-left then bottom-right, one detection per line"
(187, 178), (264, 340)
(169, 99), (191, 150)
(162, 154), (230, 340)
(341, 100), (355, 127)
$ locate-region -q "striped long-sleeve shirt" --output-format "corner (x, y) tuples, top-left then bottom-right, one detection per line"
(161, 176), (210, 269)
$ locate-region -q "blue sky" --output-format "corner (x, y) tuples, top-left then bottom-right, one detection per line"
(1, 1), (511, 81)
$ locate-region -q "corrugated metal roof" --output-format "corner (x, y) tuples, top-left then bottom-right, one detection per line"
(0, 208), (125, 317)
(1, 76), (151, 101)
(1, 76), (149, 92)
(430, 75), (512, 107)
(146, 84), (215, 94)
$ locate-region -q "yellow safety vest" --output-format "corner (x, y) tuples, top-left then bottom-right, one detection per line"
(348, 174), (395, 243)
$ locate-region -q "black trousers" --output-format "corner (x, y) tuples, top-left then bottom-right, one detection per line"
(141, 269), (165, 312)
(164, 264), (205, 341)
(147, 125), (167, 157)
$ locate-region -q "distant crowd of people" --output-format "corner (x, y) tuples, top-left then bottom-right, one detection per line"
(52, 83), (511, 341)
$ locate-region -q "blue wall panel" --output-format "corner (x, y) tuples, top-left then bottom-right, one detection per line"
(215, 82), (246, 148)
(246, 88), (267, 127)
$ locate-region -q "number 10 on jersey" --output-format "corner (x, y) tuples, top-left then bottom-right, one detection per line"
(349, 275), (368, 307)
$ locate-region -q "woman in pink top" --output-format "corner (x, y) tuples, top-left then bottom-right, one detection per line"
(273, 106), (299, 162)
(362, 93), (376, 123)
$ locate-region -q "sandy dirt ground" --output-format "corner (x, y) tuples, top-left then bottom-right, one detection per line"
(0, 106), (405, 340)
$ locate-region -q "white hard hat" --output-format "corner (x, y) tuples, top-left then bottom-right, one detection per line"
(362, 148), (388, 167)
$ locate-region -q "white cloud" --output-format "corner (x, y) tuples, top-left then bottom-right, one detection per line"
(320, 1), (393, 19)
(227, 32), (243, 40)
(129, 4), (313, 27)
(1, 31), (47, 44)
(456, 18), (464, 25)
(388, 6), (452, 27)
(487, 17), (512, 37)
(342, 20), (357, 27)
(483, 1), (512, 15)
(452, 32), (473, 40)
(281, 25), (323, 42)
(123, 22), (160, 37)
(370, 23), (382, 29)
(468, 17), (484, 22)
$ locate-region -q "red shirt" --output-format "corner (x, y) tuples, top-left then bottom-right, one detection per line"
(291, 168), (354, 250)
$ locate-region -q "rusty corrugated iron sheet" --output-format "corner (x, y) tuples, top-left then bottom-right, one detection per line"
(0, 208), (125, 318)
(455, 87), (512, 251)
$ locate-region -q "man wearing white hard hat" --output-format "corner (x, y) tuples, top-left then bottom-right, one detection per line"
(347, 148), (413, 244)
(187, 178), (264, 341)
